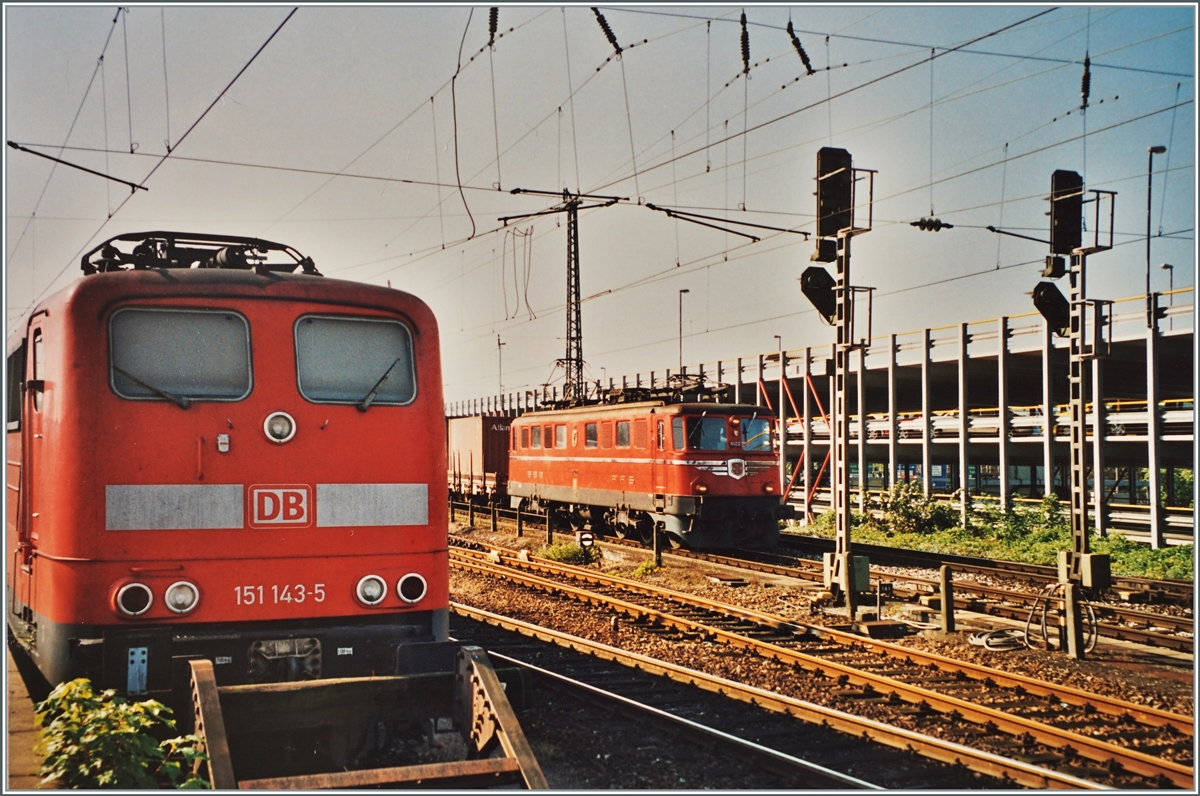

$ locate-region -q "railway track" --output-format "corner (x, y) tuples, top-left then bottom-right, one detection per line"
(449, 542), (1193, 789)
(778, 533), (1194, 605)
(451, 607), (1091, 789)
(450, 503), (1194, 653)
(665, 544), (1195, 654)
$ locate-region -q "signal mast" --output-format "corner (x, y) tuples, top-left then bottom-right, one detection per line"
(800, 148), (876, 615)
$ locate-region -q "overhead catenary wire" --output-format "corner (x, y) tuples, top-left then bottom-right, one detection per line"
(7, 8), (124, 261)
(121, 7), (135, 153)
(13, 7), (299, 324)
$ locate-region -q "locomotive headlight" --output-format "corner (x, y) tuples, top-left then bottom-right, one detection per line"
(764, 484), (776, 494)
(356, 574), (387, 606)
(396, 573), (427, 604)
(263, 411), (297, 443)
(115, 583), (153, 617)
(165, 581), (200, 614)
(694, 483), (709, 494)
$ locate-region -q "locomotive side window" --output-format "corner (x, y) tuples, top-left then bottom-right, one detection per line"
(6, 341), (26, 430)
(555, 424), (567, 449)
(110, 309), (251, 403)
(543, 426), (552, 448)
(671, 417), (685, 450)
(295, 315), (414, 406)
(531, 426), (542, 448)
(600, 421), (613, 448)
(742, 418), (772, 452)
(687, 417), (727, 451)
(520, 427), (530, 448)
(615, 421), (630, 448)
(585, 423), (598, 448)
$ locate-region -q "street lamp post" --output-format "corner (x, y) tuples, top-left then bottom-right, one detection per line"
(678, 289), (690, 372)
(1146, 145), (1166, 327)
(1162, 263), (1174, 331)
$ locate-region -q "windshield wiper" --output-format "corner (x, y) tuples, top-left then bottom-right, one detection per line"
(113, 365), (191, 409)
(358, 357), (402, 412)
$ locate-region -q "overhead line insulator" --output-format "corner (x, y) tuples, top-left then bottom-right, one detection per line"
(488, 7), (498, 48)
(740, 12), (750, 75)
(1080, 54), (1091, 111)
(592, 7), (622, 54)
(787, 20), (815, 76)
(910, 217), (953, 232)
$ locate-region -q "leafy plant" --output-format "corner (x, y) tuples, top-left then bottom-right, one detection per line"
(35, 679), (209, 789)
(540, 541), (590, 565)
(631, 559), (658, 578)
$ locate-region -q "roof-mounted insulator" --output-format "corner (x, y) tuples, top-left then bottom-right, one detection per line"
(592, 7), (621, 54)
(787, 20), (815, 76)
(1080, 55), (1091, 111)
(488, 7), (498, 49)
(740, 12), (750, 75)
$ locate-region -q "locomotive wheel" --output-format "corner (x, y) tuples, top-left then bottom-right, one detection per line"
(637, 522), (654, 545)
(613, 524), (628, 539)
(665, 533), (685, 550)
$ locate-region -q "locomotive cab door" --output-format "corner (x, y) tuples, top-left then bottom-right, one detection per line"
(652, 417), (666, 511)
(10, 323), (45, 632)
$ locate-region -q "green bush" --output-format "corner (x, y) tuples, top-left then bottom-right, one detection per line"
(35, 679), (209, 789)
(631, 559), (658, 578)
(540, 541), (591, 565)
(800, 492), (1192, 580)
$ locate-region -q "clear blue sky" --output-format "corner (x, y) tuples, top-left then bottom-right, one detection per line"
(5, 5), (1195, 402)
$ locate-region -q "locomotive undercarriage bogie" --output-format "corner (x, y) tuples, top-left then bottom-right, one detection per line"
(13, 607), (449, 715)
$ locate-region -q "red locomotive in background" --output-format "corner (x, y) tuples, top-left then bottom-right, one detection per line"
(451, 400), (788, 549)
(6, 232), (450, 704)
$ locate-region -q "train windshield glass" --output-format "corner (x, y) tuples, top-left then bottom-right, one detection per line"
(296, 316), (415, 405)
(741, 418), (772, 452)
(109, 309), (251, 401)
(686, 417), (727, 450)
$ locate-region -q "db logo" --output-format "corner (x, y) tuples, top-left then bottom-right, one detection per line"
(248, 484), (312, 528)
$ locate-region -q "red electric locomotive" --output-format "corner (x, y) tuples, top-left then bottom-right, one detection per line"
(6, 232), (450, 703)
(507, 401), (788, 548)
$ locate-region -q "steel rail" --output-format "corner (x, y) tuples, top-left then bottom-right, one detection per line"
(478, 648), (881, 789)
(451, 552), (1193, 787)
(454, 545), (1192, 734)
(668, 545), (1195, 653)
(451, 603), (1107, 791)
(778, 534), (1194, 601)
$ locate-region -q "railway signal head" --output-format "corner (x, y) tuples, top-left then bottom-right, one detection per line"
(1033, 281), (1071, 337)
(815, 147), (853, 239)
(1042, 255), (1066, 279)
(801, 265), (838, 324)
(1049, 170), (1083, 255)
